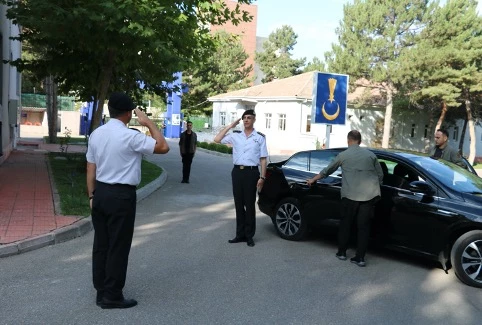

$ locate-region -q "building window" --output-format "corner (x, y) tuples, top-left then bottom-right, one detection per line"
(424, 125), (429, 138)
(230, 112), (237, 123)
(220, 112), (226, 126)
(278, 114), (286, 131)
(453, 127), (459, 141)
(411, 124), (415, 138)
(306, 115), (311, 132)
(265, 113), (272, 129)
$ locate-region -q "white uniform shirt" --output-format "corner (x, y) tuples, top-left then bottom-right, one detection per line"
(86, 119), (156, 186)
(221, 129), (268, 166)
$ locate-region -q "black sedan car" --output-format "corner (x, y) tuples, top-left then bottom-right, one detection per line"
(258, 148), (482, 288)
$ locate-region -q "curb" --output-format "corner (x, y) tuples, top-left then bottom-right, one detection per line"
(0, 169), (168, 258)
(196, 147), (232, 158)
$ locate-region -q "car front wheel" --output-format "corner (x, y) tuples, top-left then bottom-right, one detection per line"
(274, 198), (307, 241)
(450, 230), (482, 288)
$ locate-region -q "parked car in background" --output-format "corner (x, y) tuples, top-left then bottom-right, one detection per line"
(258, 148), (482, 288)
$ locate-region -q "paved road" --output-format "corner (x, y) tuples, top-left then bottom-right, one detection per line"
(0, 139), (480, 325)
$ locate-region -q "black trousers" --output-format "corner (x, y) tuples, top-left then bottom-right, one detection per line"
(181, 153), (194, 181)
(338, 197), (378, 258)
(91, 181), (136, 300)
(231, 167), (259, 239)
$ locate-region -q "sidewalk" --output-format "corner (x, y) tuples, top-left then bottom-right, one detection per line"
(0, 138), (166, 257)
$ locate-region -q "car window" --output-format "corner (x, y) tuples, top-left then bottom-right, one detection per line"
(309, 151), (338, 172)
(284, 151), (309, 171)
(378, 158), (424, 189)
(413, 157), (482, 193)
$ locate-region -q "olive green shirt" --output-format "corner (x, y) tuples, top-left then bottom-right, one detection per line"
(429, 144), (465, 168)
(319, 145), (384, 201)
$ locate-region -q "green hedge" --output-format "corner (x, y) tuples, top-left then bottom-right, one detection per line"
(197, 141), (232, 154)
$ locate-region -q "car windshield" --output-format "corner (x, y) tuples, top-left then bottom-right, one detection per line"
(412, 156), (482, 193)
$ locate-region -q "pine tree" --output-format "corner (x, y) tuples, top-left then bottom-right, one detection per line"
(183, 31), (253, 116)
(255, 25), (306, 83)
(326, 0), (432, 148)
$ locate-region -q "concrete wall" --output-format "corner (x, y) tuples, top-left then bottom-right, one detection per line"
(20, 111), (81, 138)
(1, 4), (21, 164)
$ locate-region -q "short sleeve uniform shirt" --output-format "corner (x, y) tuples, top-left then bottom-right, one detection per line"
(221, 129), (268, 166)
(86, 119), (156, 186)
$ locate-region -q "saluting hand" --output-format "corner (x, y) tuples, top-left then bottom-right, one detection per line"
(231, 118), (241, 128)
(135, 108), (150, 126)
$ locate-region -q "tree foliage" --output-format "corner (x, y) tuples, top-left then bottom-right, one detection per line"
(2, 0), (254, 131)
(303, 57), (326, 73)
(400, 0), (482, 162)
(255, 25), (306, 83)
(326, 0), (433, 148)
(182, 30), (253, 117)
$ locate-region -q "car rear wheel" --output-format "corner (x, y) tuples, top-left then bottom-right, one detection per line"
(274, 198), (307, 241)
(450, 230), (482, 288)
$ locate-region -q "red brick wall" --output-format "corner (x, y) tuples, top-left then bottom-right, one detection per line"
(210, 0), (258, 81)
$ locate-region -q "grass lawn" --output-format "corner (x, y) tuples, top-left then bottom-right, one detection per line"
(48, 153), (163, 216)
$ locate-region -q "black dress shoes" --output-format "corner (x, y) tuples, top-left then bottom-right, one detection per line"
(247, 238), (255, 247)
(99, 297), (138, 309)
(228, 237), (247, 243)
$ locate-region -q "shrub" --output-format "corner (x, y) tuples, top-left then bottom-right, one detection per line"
(197, 141), (232, 154)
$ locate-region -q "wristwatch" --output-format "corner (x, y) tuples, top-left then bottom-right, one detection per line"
(260, 176), (266, 180)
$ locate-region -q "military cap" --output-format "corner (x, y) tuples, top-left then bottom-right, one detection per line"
(242, 109), (256, 119)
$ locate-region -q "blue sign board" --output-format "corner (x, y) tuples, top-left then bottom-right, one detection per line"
(312, 72), (349, 125)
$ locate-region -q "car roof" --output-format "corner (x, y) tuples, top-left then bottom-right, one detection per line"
(302, 147), (428, 160)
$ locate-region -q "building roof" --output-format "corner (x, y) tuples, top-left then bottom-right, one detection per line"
(208, 71), (385, 106)
(209, 72), (314, 102)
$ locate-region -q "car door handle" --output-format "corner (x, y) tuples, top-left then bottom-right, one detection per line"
(437, 209), (458, 217)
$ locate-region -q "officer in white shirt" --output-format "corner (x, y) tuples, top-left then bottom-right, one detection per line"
(86, 92), (169, 309)
(214, 110), (268, 247)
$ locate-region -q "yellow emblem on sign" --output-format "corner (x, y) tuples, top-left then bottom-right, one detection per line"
(321, 78), (340, 121)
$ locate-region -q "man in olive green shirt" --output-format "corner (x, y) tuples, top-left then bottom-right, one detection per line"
(307, 130), (383, 267)
(429, 128), (465, 168)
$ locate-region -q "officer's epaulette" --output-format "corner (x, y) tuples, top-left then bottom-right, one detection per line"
(233, 130), (242, 133)
(257, 131), (265, 137)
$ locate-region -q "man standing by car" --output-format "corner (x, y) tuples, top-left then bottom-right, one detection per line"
(214, 109), (268, 247)
(430, 128), (465, 168)
(179, 120), (197, 183)
(306, 130), (383, 267)
(86, 92), (170, 308)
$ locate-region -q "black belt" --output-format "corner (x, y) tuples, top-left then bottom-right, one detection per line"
(97, 181), (136, 189)
(234, 165), (258, 170)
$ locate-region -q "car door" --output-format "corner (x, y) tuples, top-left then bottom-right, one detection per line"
(302, 150), (342, 224)
(374, 157), (450, 255)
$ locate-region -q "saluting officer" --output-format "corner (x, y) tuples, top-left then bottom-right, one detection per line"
(214, 109), (268, 247)
(86, 92), (169, 309)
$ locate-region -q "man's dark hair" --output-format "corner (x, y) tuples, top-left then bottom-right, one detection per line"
(108, 107), (126, 118)
(437, 128), (449, 137)
(347, 130), (362, 144)
(186, 121), (192, 125)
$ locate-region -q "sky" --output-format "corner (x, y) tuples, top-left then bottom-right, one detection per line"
(255, 0), (482, 63)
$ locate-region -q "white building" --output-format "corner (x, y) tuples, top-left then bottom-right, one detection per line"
(0, 3), (21, 164)
(208, 72), (479, 159)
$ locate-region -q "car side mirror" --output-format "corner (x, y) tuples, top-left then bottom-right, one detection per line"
(409, 181), (435, 196)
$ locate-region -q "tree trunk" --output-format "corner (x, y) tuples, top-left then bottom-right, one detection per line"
(45, 75), (58, 143)
(424, 112), (434, 153)
(459, 115), (468, 156)
(381, 83), (394, 148)
(466, 99), (476, 165)
(90, 49), (116, 133)
(435, 101), (447, 132)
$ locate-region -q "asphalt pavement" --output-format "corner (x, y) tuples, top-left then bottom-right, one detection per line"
(0, 138), (480, 325)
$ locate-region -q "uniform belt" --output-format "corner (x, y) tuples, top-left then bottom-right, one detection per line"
(234, 165), (258, 170)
